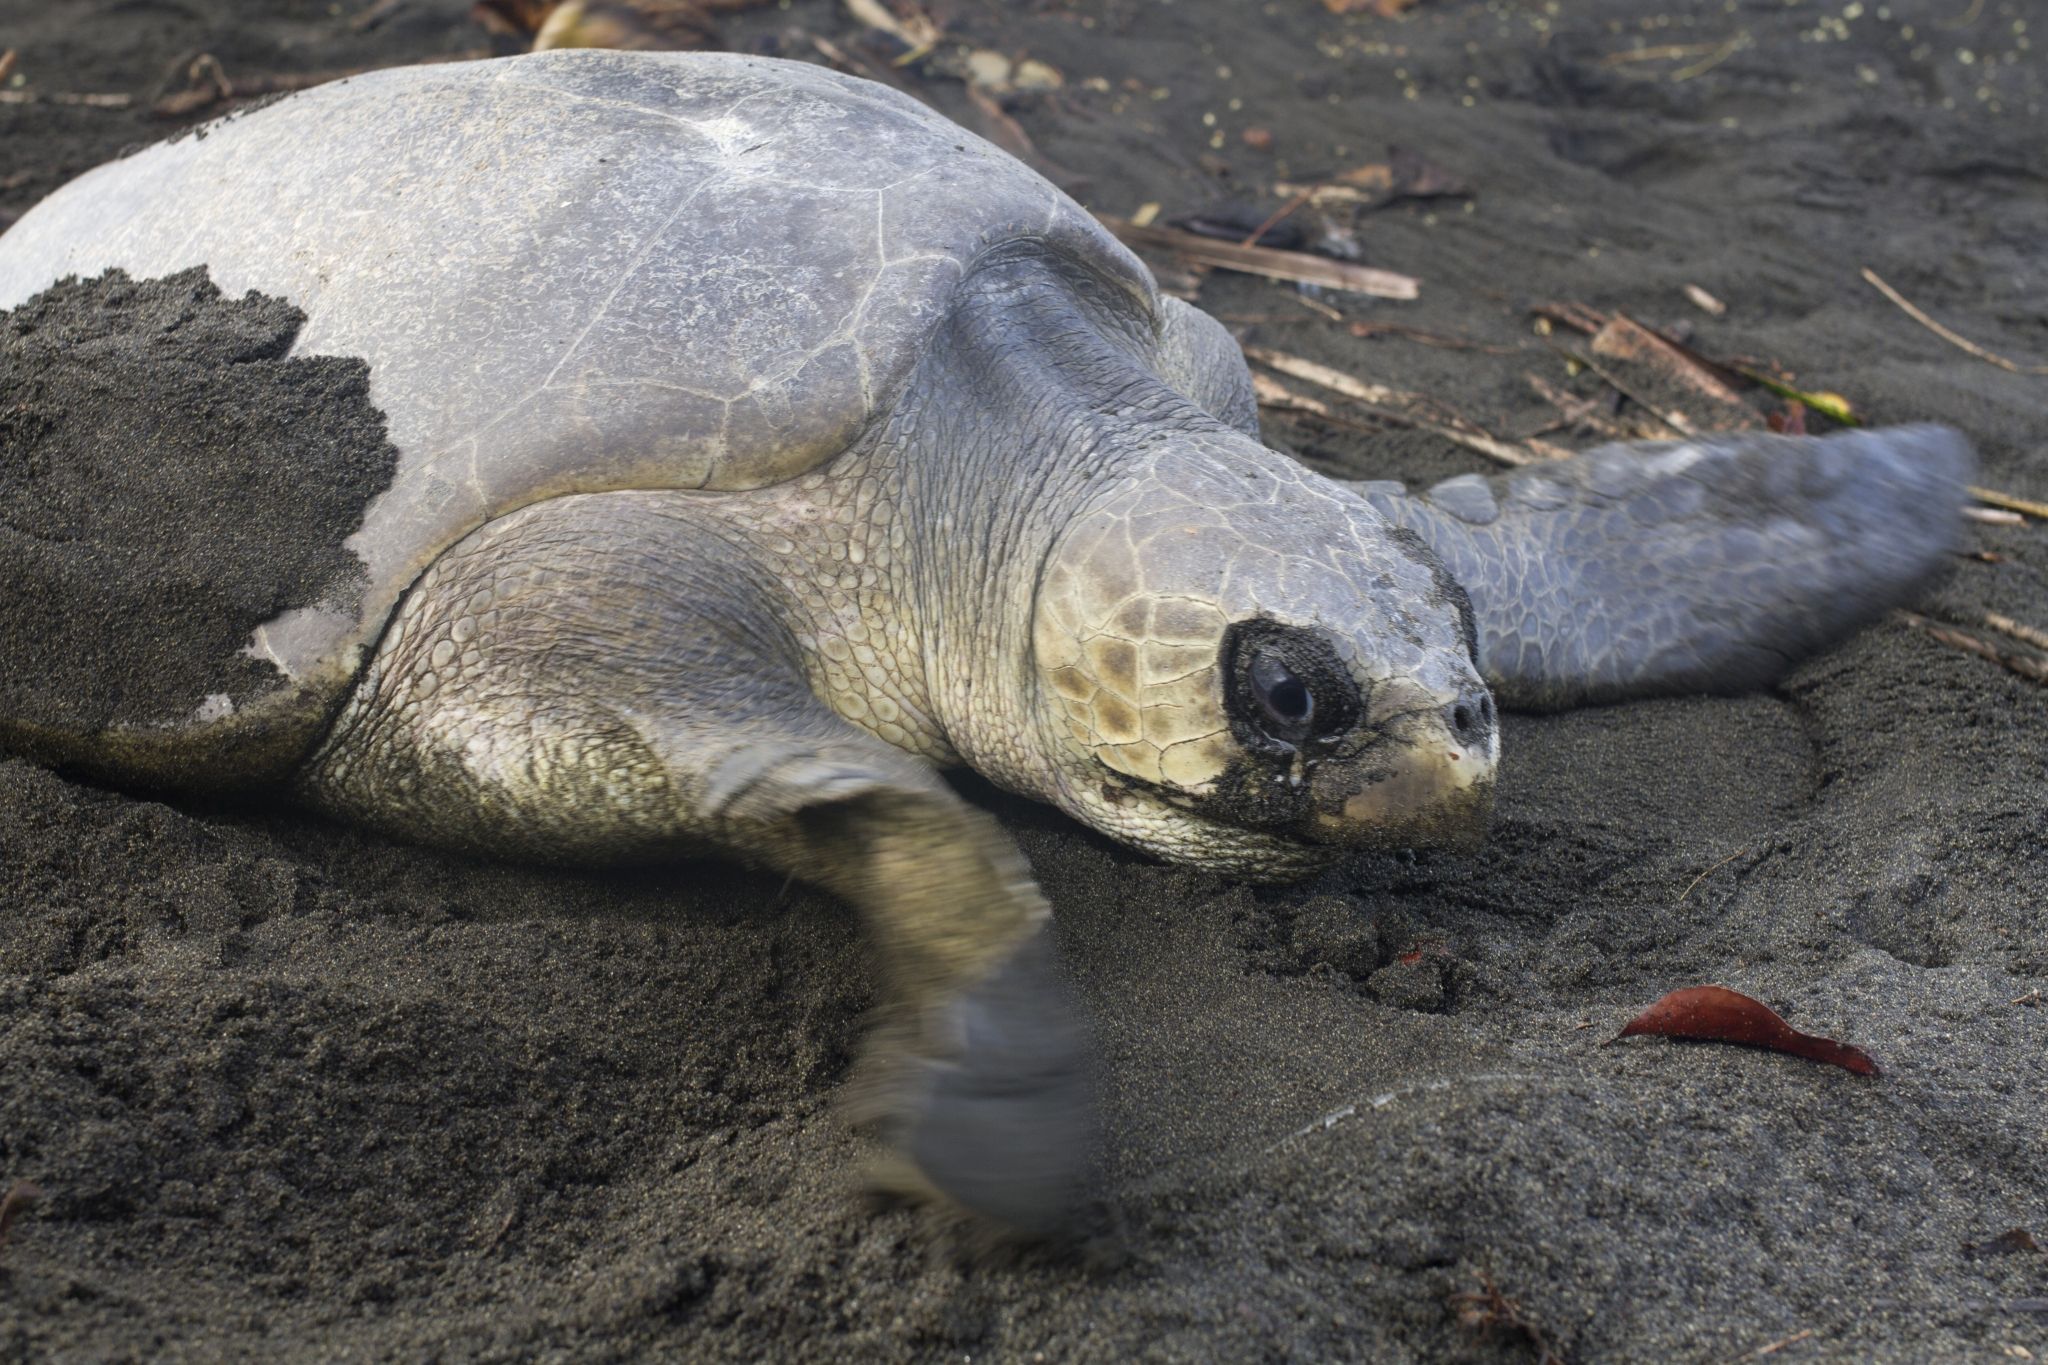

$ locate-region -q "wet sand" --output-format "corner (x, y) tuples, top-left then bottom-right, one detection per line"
(2, 1), (2044, 1359)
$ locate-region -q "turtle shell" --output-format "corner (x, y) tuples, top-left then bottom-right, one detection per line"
(0, 50), (1154, 786)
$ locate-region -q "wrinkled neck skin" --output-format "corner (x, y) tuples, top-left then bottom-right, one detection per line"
(702, 249), (1247, 806)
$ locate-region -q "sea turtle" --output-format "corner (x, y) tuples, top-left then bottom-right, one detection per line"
(0, 51), (1970, 1232)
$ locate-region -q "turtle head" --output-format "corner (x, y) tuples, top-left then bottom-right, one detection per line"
(1030, 449), (1496, 881)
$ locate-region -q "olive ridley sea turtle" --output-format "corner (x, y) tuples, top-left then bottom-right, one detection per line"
(0, 50), (1971, 1232)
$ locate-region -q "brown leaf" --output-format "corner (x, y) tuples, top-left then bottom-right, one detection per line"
(1613, 985), (1880, 1076)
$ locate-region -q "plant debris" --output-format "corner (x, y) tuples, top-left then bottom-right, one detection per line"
(1862, 267), (2048, 376)
(472, 0), (770, 49)
(151, 49), (491, 118)
(1243, 344), (1567, 466)
(1322, 0), (1424, 16)
(1732, 1328), (1817, 1361)
(1098, 216), (1419, 298)
(1585, 314), (1763, 434)
(1684, 283), (1727, 316)
(842, 0), (943, 64)
(1610, 985), (1880, 1076)
(1450, 1273), (1565, 1365)
(1969, 486), (2048, 521)
(1965, 1229), (2042, 1260)
(0, 1180), (41, 1264)
(1897, 612), (2048, 687)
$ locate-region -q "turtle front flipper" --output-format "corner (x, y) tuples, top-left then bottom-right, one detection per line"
(300, 491), (1094, 1236)
(1354, 425), (1975, 709)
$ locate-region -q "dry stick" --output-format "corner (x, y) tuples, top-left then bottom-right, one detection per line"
(1525, 370), (1633, 440)
(0, 48), (16, 84)
(1669, 30), (1746, 81)
(1246, 346), (1553, 466)
(1239, 182), (1323, 249)
(1597, 41), (1723, 66)
(1097, 216), (1419, 299)
(1733, 1328), (1817, 1362)
(1964, 506), (2026, 526)
(1861, 267), (2048, 376)
(1251, 373), (1389, 435)
(1354, 321), (1520, 354)
(1676, 849), (1747, 906)
(0, 89), (132, 106)
(1293, 291), (1345, 322)
(1552, 345), (1697, 438)
(348, 0), (410, 30)
(1984, 612), (2048, 654)
(1897, 611), (2048, 685)
(1969, 485), (2048, 520)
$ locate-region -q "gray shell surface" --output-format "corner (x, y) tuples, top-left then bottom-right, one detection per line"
(0, 50), (1151, 774)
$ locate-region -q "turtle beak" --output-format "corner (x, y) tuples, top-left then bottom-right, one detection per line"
(1310, 677), (1498, 851)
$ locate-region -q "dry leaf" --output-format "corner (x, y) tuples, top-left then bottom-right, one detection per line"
(1613, 985), (1880, 1076)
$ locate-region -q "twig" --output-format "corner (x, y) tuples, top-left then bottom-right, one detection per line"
(348, 0), (410, 30)
(1670, 31), (1747, 81)
(1676, 849), (1747, 906)
(1245, 346), (1558, 466)
(1525, 371), (1632, 440)
(1964, 506), (2026, 526)
(1984, 613), (2048, 654)
(1732, 1327), (1815, 1361)
(1598, 42), (1723, 66)
(1861, 268), (2048, 375)
(1098, 216), (1419, 299)
(0, 89), (132, 107)
(1969, 485), (2048, 520)
(0, 49), (16, 84)
(1551, 345), (1697, 438)
(1352, 321), (1520, 354)
(2013, 989), (2042, 1007)
(1294, 291), (1345, 322)
(1897, 611), (2048, 685)
(1239, 182), (1322, 249)
(1251, 373), (1387, 435)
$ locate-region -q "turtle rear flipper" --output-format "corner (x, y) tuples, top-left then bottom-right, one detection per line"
(301, 489), (1095, 1236)
(1357, 426), (1976, 709)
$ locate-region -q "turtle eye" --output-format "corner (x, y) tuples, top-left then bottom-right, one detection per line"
(1250, 651), (1313, 730)
(1224, 622), (1359, 751)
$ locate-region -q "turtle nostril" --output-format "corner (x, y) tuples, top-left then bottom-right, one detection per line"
(1445, 691), (1495, 747)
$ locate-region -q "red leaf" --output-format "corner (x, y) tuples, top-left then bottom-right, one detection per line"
(1612, 985), (1880, 1076)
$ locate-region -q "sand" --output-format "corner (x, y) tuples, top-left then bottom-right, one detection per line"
(1, 0), (2044, 1360)
(0, 268), (395, 735)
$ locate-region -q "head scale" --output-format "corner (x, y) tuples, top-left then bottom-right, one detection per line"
(1030, 443), (1496, 880)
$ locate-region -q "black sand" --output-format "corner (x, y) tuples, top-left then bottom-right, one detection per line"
(0, 268), (395, 733)
(1, 1), (2044, 1360)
